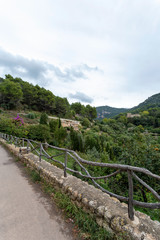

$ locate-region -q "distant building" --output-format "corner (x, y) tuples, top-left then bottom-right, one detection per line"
(48, 116), (81, 131)
(127, 113), (141, 118)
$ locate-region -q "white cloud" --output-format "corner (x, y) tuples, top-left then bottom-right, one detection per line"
(69, 92), (93, 104)
(0, 0), (160, 108)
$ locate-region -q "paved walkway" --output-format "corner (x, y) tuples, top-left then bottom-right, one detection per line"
(0, 145), (77, 240)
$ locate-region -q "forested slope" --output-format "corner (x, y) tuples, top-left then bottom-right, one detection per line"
(0, 74), (97, 120)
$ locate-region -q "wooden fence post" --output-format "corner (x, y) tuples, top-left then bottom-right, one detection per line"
(27, 140), (29, 153)
(64, 151), (67, 177)
(15, 137), (17, 148)
(128, 170), (134, 220)
(39, 143), (42, 162)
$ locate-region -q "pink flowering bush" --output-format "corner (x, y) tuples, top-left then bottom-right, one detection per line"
(13, 114), (24, 126)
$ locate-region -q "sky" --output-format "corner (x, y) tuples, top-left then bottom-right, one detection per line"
(0, 0), (160, 108)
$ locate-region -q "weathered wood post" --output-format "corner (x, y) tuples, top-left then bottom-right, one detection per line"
(128, 170), (134, 220)
(15, 137), (17, 148)
(27, 140), (29, 154)
(64, 150), (68, 177)
(39, 143), (42, 162)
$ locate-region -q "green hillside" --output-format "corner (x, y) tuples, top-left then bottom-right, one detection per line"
(96, 93), (160, 119)
(0, 74), (97, 121)
(131, 93), (160, 112)
(96, 105), (128, 119)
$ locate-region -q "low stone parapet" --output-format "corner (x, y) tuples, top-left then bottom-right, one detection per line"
(19, 147), (31, 154)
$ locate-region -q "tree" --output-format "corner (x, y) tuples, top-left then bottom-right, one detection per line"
(71, 102), (82, 114)
(54, 126), (67, 145)
(27, 124), (51, 142)
(53, 97), (69, 117)
(37, 87), (55, 112)
(70, 127), (84, 152)
(85, 105), (97, 120)
(40, 112), (48, 125)
(82, 117), (90, 127)
(49, 119), (58, 133)
(70, 102), (97, 120)
(84, 131), (101, 152)
(0, 79), (23, 109)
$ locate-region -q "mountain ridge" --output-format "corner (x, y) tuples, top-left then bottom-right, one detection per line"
(96, 93), (160, 119)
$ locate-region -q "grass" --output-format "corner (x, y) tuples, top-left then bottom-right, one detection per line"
(24, 168), (41, 182)
(53, 191), (112, 240)
(40, 181), (129, 240)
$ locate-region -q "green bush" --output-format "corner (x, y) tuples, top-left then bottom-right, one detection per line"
(54, 126), (67, 145)
(70, 127), (84, 152)
(27, 112), (36, 119)
(40, 112), (48, 125)
(49, 119), (58, 133)
(27, 124), (51, 142)
(81, 117), (90, 128)
(84, 132), (101, 152)
(0, 116), (28, 137)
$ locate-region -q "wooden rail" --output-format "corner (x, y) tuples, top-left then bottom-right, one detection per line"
(1, 132), (160, 220)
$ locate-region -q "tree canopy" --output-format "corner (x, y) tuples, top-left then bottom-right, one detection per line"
(0, 74), (97, 120)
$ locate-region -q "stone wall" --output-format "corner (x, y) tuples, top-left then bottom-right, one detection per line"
(127, 113), (141, 118)
(1, 139), (160, 240)
(48, 116), (81, 131)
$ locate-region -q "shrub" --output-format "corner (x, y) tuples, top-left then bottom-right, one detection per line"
(81, 118), (90, 128)
(0, 116), (27, 138)
(13, 114), (24, 126)
(49, 119), (58, 133)
(84, 132), (101, 152)
(54, 126), (67, 145)
(27, 124), (51, 142)
(27, 112), (36, 119)
(40, 112), (48, 125)
(70, 127), (84, 152)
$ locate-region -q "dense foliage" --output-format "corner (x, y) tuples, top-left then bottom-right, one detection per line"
(126, 108), (160, 132)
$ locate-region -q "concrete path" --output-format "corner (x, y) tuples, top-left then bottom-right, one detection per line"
(0, 145), (77, 240)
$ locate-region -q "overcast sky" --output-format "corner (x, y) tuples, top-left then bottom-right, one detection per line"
(0, 0), (160, 108)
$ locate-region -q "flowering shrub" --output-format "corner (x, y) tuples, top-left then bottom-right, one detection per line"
(13, 114), (24, 126)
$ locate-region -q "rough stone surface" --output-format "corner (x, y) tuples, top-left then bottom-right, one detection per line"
(110, 215), (127, 232)
(1, 139), (160, 240)
(19, 147), (31, 154)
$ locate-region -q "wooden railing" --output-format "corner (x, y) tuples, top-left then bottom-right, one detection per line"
(1, 132), (160, 221)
